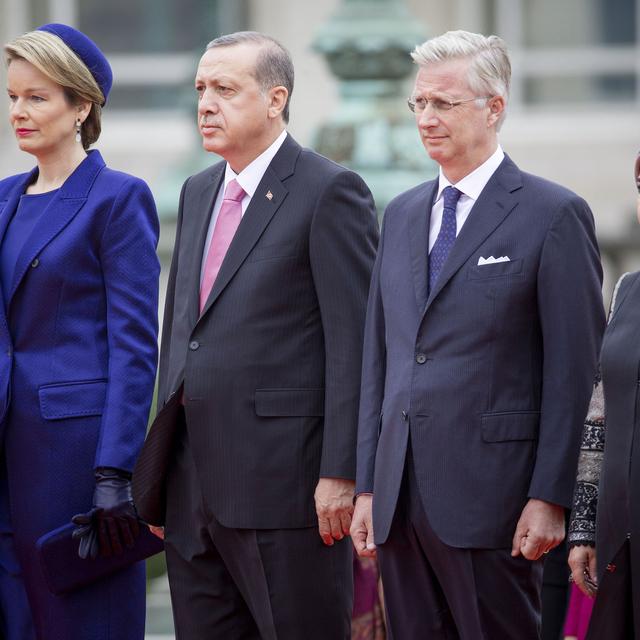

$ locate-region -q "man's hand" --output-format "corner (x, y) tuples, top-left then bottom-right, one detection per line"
(149, 525), (165, 540)
(314, 477), (355, 546)
(568, 545), (598, 597)
(511, 498), (565, 561)
(350, 494), (376, 558)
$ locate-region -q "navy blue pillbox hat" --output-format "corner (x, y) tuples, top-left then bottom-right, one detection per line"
(36, 23), (112, 105)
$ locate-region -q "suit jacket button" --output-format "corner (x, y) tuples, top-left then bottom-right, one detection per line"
(401, 410), (408, 421)
(189, 340), (200, 351)
(416, 353), (427, 364)
(31, 258), (39, 268)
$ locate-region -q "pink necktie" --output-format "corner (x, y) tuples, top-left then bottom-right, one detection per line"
(199, 179), (245, 312)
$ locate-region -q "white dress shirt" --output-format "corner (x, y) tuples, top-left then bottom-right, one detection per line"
(428, 145), (505, 252)
(200, 129), (288, 283)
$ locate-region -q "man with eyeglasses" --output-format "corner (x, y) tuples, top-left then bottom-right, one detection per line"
(351, 30), (605, 639)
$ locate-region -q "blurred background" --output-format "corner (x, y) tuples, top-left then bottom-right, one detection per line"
(0, 0), (638, 636)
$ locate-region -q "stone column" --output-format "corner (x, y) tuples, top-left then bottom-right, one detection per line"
(312, 0), (437, 214)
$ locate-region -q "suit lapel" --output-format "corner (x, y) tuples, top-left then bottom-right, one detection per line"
(7, 151), (105, 308)
(0, 171), (37, 249)
(0, 171), (35, 310)
(424, 156), (522, 315)
(198, 135), (298, 319)
(608, 272), (640, 326)
(186, 164), (224, 327)
(407, 181), (437, 313)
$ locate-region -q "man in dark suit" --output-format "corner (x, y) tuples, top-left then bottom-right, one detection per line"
(149, 31), (378, 639)
(350, 30), (604, 639)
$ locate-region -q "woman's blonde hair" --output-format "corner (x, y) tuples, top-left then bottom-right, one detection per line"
(5, 30), (105, 148)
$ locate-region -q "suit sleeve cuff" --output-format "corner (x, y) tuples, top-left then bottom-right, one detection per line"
(353, 491), (373, 505)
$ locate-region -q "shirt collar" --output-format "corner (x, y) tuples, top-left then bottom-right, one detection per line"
(435, 145), (505, 203)
(223, 129), (288, 197)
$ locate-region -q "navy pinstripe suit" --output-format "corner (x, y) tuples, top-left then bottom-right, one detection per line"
(356, 154), (605, 638)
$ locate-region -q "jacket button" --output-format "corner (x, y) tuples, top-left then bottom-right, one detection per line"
(31, 258), (39, 268)
(6, 348), (11, 358)
(189, 340), (200, 351)
(416, 353), (426, 364)
(401, 410), (408, 421)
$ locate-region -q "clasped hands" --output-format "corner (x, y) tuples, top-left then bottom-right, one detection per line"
(72, 467), (140, 559)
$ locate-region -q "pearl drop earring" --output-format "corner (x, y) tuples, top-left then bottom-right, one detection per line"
(75, 118), (82, 143)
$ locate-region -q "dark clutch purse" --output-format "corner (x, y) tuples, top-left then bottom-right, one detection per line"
(132, 390), (182, 527)
(36, 521), (164, 596)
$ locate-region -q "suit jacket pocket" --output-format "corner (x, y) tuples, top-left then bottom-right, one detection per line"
(247, 241), (300, 263)
(255, 388), (325, 417)
(39, 379), (108, 420)
(468, 259), (523, 280)
(481, 410), (540, 442)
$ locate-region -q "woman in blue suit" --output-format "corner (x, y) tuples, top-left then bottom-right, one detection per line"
(0, 24), (159, 639)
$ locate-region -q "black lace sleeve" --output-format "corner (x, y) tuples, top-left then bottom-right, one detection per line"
(567, 376), (605, 547)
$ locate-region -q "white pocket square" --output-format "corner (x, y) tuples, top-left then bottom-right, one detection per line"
(477, 255), (510, 266)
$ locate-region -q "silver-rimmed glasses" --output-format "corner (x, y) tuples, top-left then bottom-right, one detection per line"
(407, 95), (492, 114)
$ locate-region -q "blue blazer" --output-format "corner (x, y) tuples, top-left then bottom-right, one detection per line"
(0, 150), (159, 640)
(0, 150), (160, 472)
(356, 155), (605, 549)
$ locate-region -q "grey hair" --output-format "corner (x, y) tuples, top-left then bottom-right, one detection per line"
(206, 31), (294, 124)
(411, 30), (511, 129)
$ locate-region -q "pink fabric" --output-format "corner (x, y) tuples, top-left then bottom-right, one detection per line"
(199, 179), (245, 312)
(352, 551), (385, 639)
(563, 583), (595, 640)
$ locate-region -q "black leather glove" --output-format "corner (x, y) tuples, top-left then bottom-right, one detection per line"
(72, 467), (141, 559)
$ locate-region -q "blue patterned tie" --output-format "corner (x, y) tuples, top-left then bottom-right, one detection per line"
(428, 186), (462, 294)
